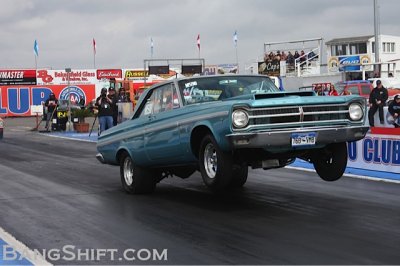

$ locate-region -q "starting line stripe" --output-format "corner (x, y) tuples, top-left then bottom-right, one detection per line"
(286, 165), (400, 184)
(42, 133), (97, 143)
(0, 227), (51, 266)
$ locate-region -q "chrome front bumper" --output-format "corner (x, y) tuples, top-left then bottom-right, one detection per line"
(227, 126), (369, 149)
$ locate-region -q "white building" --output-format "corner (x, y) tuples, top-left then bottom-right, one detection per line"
(326, 34), (400, 79)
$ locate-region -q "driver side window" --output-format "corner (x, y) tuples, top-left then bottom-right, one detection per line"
(138, 84), (179, 117)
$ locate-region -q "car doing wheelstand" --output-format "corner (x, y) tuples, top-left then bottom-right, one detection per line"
(96, 75), (369, 194)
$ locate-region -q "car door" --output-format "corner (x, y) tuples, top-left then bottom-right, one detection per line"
(144, 83), (183, 162)
(120, 90), (157, 166)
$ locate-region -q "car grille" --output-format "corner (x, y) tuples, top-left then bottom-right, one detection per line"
(239, 104), (351, 131)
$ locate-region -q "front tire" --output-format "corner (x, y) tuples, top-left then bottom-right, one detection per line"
(229, 164), (248, 188)
(199, 134), (233, 191)
(120, 152), (156, 194)
(312, 142), (348, 182)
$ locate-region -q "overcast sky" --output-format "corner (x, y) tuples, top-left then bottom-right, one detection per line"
(0, 0), (399, 70)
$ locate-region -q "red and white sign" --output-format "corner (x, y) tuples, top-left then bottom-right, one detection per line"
(36, 69), (97, 85)
(96, 69), (122, 79)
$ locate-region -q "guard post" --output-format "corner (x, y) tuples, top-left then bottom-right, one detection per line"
(0, 117), (4, 140)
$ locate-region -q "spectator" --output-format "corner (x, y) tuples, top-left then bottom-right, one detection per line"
(96, 88), (114, 135)
(387, 94), (400, 128)
(117, 88), (130, 103)
(44, 92), (58, 130)
(300, 50), (306, 64)
(269, 52), (275, 62)
(315, 84), (324, 96)
(294, 51), (300, 61)
(286, 51), (295, 65)
(328, 85), (338, 96)
(275, 50), (281, 61)
(107, 88), (118, 126)
(388, 72), (394, 78)
(78, 98), (85, 109)
(368, 80), (388, 127)
(281, 51), (287, 62)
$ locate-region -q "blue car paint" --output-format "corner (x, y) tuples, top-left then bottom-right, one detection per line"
(97, 75), (368, 169)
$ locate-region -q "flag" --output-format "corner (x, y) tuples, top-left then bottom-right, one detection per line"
(233, 30), (238, 47)
(33, 40), (39, 57)
(150, 37), (154, 57)
(197, 34), (200, 51)
(93, 38), (96, 55)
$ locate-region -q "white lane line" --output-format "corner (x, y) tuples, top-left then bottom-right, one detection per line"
(286, 166), (400, 184)
(0, 226), (52, 266)
(43, 133), (96, 143)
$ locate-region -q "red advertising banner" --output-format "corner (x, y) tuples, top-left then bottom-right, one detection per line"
(0, 69), (36, 85)
(0, 84), (96, 117)
(96, 69), (122, 79)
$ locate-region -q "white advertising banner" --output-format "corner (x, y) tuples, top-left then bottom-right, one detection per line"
(347, 133), (400, 174)
(36, 69), (97, 85)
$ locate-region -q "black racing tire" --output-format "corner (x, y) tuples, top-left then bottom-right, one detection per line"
(312, 142), (348, 182)
(120, 152), (156, 194)
(229, 164), (248, 188)
(199, 134), (233, 191)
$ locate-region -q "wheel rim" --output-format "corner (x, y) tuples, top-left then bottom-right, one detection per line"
(204, 143), (217, 179)
(123, 157), (134, 186)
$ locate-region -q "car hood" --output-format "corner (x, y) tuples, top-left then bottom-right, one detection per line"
(226, 91), (361, 108)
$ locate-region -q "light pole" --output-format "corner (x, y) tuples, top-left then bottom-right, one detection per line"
(373, 0), (381, 75)
(65, 68), (73, 132)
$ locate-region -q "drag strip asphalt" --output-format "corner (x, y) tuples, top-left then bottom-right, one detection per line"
(0, 128), (400, 265)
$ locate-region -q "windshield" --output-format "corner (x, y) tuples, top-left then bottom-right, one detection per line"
(178, 76), (279, 105)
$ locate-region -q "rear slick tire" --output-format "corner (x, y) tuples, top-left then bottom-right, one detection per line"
(120, 152), (156, 194)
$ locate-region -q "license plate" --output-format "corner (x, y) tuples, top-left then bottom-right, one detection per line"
(291, 132), (316, 147)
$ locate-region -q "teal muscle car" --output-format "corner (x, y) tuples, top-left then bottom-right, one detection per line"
(96, 75), (369, 194)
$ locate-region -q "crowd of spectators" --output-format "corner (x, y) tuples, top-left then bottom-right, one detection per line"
(263, 50), (318, 66)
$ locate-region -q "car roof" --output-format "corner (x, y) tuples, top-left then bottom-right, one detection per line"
(174, 74), (269, 82)
(339, 80), (371, 85)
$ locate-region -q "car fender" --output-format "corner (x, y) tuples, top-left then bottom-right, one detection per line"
(190, 115), (232, 152)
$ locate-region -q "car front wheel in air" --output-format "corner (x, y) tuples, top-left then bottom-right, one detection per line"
(312, 142), (348, 182)
(199, 134), (233, 191)
(120, 152), (156, 194)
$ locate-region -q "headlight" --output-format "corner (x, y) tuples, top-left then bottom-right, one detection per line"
(349, 103), (363, 121)
(232, 109), (249, 128)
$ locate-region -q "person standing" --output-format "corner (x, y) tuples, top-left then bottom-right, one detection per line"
(107, 88), (118, 126)
(116, 88), (130, 103)
(44, 92), (58, 130)
(388, 95), (400, 128)
(368, 80), (388, 127)
(96, 88), (114, 135)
